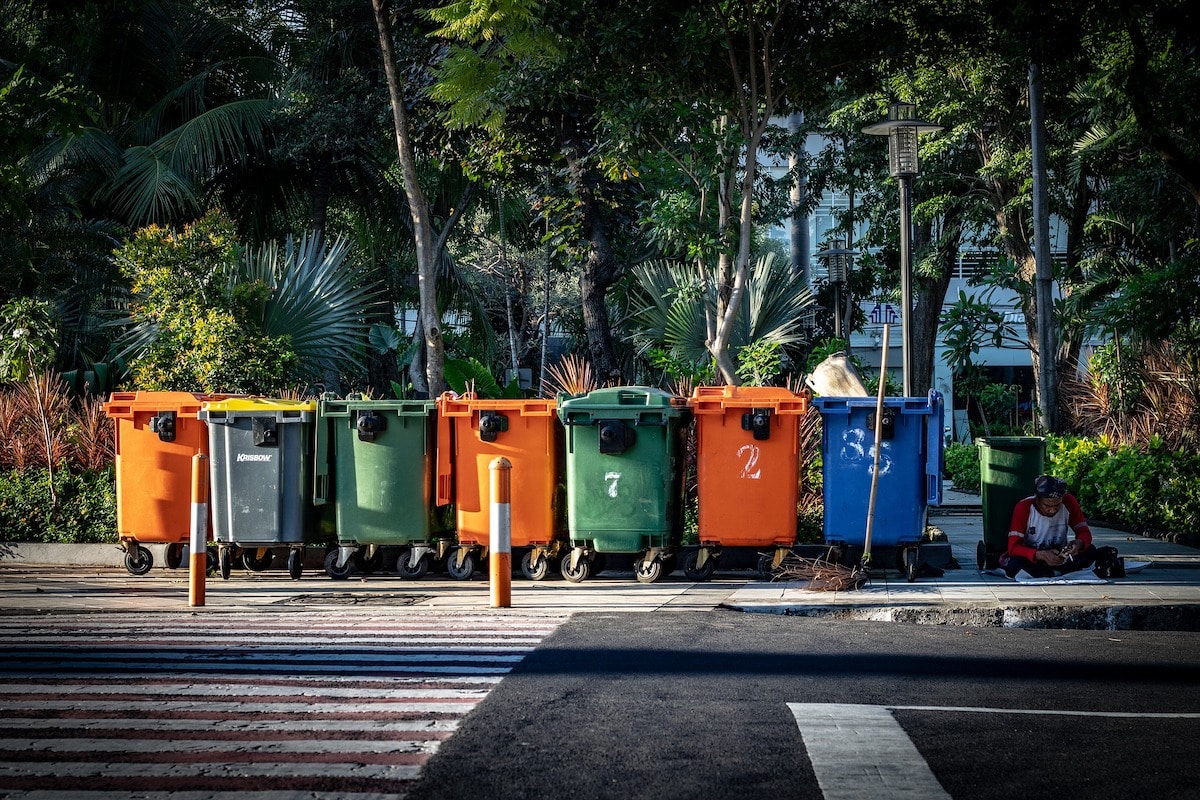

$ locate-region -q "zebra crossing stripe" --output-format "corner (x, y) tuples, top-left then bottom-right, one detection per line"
(0, 610), (569, 797)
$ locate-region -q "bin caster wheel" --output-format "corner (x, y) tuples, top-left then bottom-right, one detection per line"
(324, 549), (354, 580)
(165, 543), (184, 570)
(903, 548), (918, 583)
(124, 545), (153, 576)
(633, 555), (664, 584)
(521, 551), (551, 581)
(446, 550), (477, 580)
(287, 548), (304, 580)
(242, 547), (274, 571)
(396, 549), (430, 580)
(756, 553), (774, 580)
(560, 552), (591, 583)
(354, 548), (383, 574)
(206, 546), (218, 576)
(682, 550), (717, 582)
(976, 540), (988, 572)
(218, 547), (232, 580)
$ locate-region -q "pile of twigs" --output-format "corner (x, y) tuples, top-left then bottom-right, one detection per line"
(766, 552), (869, 591)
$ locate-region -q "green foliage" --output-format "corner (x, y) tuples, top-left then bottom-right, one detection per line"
(443, 357), (521, 398)
(118, 213), (298, 394)
(0, 297), (57, 382)
(0, 467), (116, 544)
(977, 383), (1021, 433)
(733, 340), (782, 386)
(1086, 340), (1144, 414)
(944, 442), (981, 492)
(1046, 434), (1111, 513)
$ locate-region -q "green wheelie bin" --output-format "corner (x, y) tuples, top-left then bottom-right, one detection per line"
(314, 396), (444, 580)
(976, 436), (1046, 570)
(557, 386), (690, 583)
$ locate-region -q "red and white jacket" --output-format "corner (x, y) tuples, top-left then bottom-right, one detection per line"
(1007, 494), (1093, 561)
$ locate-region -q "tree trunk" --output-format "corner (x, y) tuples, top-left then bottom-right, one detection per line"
(911, 210), (962, 396)
(565, 153), (622, 384)
(371, 0), (445, 396)
(1029, 60), (1058, 431)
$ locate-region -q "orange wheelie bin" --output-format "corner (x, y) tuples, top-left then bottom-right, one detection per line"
(103, 391), (233, 575)
(687, 385), (811, 580)
(436, 393), (563, 580)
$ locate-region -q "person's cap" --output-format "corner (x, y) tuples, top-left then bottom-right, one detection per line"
(1035, 474), (1067, 499)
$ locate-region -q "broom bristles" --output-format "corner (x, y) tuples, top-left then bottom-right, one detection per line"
(766, 552), (868, 591)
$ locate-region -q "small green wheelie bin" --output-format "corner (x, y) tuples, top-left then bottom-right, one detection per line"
(976, 436), (1046, 570)
(199, 398), (320, 580)
(557, 386), (690, 583)
(314, 395), (444, 580)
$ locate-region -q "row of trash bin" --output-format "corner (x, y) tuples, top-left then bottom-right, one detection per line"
(104, 385), (950, 583)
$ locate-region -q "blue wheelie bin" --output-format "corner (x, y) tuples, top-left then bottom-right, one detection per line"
(813, 391), (945, 580)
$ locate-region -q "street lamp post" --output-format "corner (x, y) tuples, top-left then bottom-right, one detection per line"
(816, 241), (854, 339)
(862, 101), (941, 397)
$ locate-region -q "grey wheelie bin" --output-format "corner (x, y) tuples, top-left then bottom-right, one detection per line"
(199, 398), (319, 580)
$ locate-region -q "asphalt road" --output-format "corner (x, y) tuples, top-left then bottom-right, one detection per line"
(404, 610), (1200, 800)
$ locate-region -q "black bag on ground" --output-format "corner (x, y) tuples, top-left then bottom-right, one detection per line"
(1094, 546), (1125, 578)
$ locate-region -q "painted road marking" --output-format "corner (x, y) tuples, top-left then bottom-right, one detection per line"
(789, 702), (1200, 800)
(788, 703), (952, 800)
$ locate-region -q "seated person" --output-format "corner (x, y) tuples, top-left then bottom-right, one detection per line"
(1001, 474), (1099, 578)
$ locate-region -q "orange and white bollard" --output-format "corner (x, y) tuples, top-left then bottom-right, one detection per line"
(489, 457), (512, 608)
(189, 453), (208, 607)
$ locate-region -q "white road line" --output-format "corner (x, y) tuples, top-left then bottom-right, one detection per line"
(12, 794), (398, 800)
(788, 703), (952, 800)
(0, 718), (460, 732)
(0, 738), (443, 754)
(0, 699), (482, 713)
(887, 704), (1200, 719)
(0, 683), (492, 699)
(0, 761), (422, 780)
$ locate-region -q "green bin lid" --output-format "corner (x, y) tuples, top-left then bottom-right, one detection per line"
(558, 386), (688, 422)
(976, 436), (1045, 448)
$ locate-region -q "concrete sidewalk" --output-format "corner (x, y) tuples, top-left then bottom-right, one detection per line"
(2, 485), (1199, 628)
(724, 485), (1200, 629)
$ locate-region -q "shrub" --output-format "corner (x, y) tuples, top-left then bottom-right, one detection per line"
(944, 442), (980, 492)
(0, 467), (116, 543)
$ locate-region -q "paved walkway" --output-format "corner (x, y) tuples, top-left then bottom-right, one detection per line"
(2, 485), (1199, 628)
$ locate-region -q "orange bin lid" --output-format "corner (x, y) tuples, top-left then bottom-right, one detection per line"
(103, 391), (241, 419)
(688, 385), (810, 415)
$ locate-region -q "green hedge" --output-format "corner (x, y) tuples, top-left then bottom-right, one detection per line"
(0, 468), (116, 544)
(944, 442), (981, 492)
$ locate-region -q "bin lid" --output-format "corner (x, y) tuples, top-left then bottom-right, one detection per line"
(103, 391), (242, 418)
(319, 397), (436, 416)
(976, 436), (1046, 448)
(200, 398), (316, 415)
(557, 386), (688, 422)
(812, 391), (941, 415)
(438, 392), (556, 417)
(688, 385), (810, 415)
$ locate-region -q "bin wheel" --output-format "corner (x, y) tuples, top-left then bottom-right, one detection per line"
(323, 549), (354, 580)
(353, 548), (383, 574)
(682, 550), (717, 582)
(124, 545), (153, 576)
(218, 547), (232, 580)
(903, 548), (918, 583)
(756, 554), (774, 581)
(560, 552), (591, 583)
(396, 549), (430, 580)
(976, 540), (988, 572)
(520, 551), (551, 581)
(206, 547), (218, 577)
(287, 548), (304, 580)
(165, 543), (184, 570)
(446, 550), (477, 581)
(242, 547), (274, 571)
(633, 555), (664, 584)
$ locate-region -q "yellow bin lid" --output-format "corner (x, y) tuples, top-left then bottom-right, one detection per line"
(200, 398), (316, 414)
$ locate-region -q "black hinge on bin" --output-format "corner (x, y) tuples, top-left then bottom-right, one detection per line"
(252, 417), (278, 447)
(598, 419), (636, 454)
(741, 407), (772, 441)
(478, 410), (508, 442)
(355, 409), (388, 442)
(867, 407), (896, 440)
(149, 411), (176, 442)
